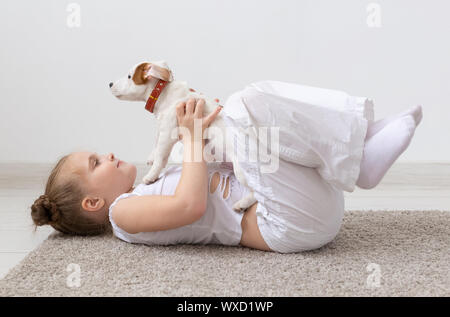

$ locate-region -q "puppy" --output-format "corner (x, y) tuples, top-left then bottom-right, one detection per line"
(109, 60), (257, 212)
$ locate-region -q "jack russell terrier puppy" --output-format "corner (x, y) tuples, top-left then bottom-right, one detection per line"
(109, 60), (257, 213)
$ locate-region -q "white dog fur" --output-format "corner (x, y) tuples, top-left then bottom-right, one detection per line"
(110, 60), (257, 212)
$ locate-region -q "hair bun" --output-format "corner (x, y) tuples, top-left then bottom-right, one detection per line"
(31, 194), (60, 225)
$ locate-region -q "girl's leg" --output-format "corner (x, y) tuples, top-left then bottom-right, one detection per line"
(356, 112), (421, 190)
(246, 157), (346, 253)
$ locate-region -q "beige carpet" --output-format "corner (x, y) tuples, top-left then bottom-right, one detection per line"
(1, 210), (449, 297)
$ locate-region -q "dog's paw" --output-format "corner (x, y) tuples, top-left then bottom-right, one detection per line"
(233, 191), (258, 213)
(142, 173), (159, 185)
(232, 199), (248, 213)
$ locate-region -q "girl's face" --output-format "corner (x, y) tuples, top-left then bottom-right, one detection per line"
(65, 151), (137, 221)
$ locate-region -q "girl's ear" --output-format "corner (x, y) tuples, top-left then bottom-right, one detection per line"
(132, 62), (151, 85)
(146, 60), (174, 82)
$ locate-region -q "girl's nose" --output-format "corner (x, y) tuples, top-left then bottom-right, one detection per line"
(109, 153), (115, 161)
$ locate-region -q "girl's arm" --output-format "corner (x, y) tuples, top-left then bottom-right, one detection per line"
(174, 98), (222, 211)
(112, 137), (208, 234)
(175, 137), (208, 212)
(111, 99), (222, 234)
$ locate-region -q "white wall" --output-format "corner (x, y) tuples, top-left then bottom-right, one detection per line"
(0, 0), (448, 164)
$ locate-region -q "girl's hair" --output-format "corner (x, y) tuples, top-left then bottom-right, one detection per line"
(30, 154), (112, 236)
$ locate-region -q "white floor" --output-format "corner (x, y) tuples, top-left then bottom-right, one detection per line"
(1, 162), (449, 279)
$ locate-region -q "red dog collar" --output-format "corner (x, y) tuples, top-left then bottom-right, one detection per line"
(145, 79), (168, 113)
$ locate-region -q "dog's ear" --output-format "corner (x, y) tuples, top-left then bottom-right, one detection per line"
(146, 60), (174, 82)
(132, 62), (151, 85)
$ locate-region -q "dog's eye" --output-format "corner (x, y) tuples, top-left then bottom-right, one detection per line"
(128, 75), (131, 79)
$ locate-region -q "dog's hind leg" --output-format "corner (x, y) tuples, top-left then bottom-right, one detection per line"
(233, 192), (257, 213)
(231, 156), (258, 212)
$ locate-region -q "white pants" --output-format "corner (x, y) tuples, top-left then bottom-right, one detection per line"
(221, 80), (374, 253)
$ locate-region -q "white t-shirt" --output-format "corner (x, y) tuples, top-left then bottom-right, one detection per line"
(108, 164), (249, 246)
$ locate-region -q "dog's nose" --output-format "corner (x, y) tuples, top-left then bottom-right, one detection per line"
(109, 82), (113, 88)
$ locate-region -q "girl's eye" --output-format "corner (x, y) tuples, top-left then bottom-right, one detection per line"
(94, 158), (99, 167)
(128, 75), (131, 79)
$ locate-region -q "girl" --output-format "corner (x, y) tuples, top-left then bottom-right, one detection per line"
(31, 80), (422, 253)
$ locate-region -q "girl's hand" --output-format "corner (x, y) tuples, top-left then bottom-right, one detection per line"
(189, 88), (221, 105)
(176, 98), (222, 142)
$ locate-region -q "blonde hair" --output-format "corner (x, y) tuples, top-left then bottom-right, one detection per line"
(30, 154), (112, 236)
